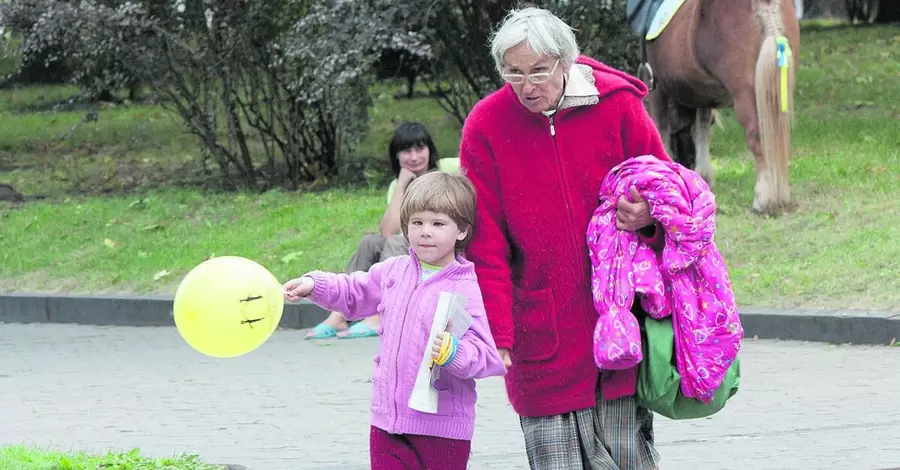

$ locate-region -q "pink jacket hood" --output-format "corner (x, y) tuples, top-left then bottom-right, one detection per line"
(575, 55), (650, 99)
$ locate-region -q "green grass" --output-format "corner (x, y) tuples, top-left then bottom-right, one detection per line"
(1, 23), (899, 309)
(0, 82), (460, 195)
(706, 23), (900, 309)
(0, 446), (223, 470)
(0, 188), (385, 294)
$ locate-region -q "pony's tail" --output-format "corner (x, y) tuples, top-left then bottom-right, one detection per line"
(753, 1), (795, 214)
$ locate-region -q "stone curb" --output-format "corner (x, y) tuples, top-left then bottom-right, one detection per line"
(1, 293), (898, 345)
(736, 306), (899, 345)
(0, 293), (329, 330)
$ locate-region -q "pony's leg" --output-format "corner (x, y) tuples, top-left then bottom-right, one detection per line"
(647, 87), (674, 158)
(692, 108), (715, 187)
(729, 89), (762, 159)
(673, 125), (696, 170)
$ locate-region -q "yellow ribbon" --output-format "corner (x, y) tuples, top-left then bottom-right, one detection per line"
(776, 36), (792, 113)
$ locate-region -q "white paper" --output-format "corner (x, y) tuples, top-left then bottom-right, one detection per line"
(408, 291), (469, 414)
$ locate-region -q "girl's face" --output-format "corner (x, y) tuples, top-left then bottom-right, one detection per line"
(407, 211), (467, 268)
(397, 144), (431, 176)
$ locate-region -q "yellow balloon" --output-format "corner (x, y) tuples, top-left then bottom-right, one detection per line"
(173, 256), (284, 358)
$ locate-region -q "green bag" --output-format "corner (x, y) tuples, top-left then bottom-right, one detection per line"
(635, 314), (740, 420)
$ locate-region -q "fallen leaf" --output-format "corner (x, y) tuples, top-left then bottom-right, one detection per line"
(104, 238), (119, 249)
(281, 251), (304, 264)
(153, 269), (171, 281)
(128, 199), (148, 210)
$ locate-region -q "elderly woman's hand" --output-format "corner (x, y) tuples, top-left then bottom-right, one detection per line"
(616, 186), (654, 232)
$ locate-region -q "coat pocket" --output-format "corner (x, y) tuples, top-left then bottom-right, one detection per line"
(512, 288), (559, 362)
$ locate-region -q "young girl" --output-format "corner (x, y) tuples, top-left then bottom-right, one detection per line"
(306, 121), (459, 339)
(283, 171), (507, 470)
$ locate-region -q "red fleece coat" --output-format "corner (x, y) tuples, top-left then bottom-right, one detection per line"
(460, 55), (672, 417)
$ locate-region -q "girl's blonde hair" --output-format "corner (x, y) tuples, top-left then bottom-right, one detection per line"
(400, 171), (477, 252)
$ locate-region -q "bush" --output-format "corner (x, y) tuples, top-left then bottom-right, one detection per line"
(0, 0), (149, 98)
(102, 0), (402, 189)
(0, 0), (72, 85)
(553, 0), (641, 75)
(0, 0), (422, 189)
(386, 0), (513, 126)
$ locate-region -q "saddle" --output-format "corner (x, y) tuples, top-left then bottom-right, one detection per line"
(626, 0), (686, 40)
(627, 0), (687, 90)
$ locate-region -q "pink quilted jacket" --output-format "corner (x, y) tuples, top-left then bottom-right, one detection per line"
(587, 155), (743, 403)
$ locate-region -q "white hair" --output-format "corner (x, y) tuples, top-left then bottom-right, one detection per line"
(489, 7), (580, 76)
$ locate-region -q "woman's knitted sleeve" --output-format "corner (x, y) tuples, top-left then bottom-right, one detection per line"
(459, 120), (515, 351)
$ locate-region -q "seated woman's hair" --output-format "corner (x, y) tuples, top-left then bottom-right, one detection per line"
(399, 171), (477, 251)
(389, 121), (439, 177)
(489, 6), (580, 76)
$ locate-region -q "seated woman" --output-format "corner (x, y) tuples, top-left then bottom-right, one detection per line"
(306, 121), (460, 339)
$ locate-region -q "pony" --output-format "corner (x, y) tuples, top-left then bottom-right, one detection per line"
(631, 0), (801, 215)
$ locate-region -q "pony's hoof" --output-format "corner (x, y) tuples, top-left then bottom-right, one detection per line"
(698, 170), (716, 189)
(751, 199), (797, 217)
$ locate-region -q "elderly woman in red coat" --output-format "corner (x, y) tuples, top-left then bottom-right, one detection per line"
(460, 6), (671, 470)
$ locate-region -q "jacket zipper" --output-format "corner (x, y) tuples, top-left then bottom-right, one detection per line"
(388, 262), (449, 431)
(391, 281), (417, 431)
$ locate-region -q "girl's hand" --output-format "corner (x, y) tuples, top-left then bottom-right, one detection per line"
(283, 277), (314, 302)
(497, 348), (512, 368)
(431, 332), (448, 360)
(431, 332), (460, 367)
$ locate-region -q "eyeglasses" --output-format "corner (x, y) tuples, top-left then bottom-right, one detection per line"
(501, 59), (560, 85)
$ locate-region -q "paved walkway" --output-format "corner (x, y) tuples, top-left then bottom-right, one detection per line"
(1, 324), (899, 469)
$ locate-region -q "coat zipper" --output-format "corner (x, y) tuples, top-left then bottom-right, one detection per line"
(548, 113), (579, 273)
(548, 113), (573, 227)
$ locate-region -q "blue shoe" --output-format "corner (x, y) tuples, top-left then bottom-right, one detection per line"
(337, 322), (379, 339)
(305, 323), (338, 340)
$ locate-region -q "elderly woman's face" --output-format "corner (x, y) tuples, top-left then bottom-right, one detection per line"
(502, 42), (565, 114)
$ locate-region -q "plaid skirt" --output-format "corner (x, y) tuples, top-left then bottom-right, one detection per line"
(518, 394), (659, 470)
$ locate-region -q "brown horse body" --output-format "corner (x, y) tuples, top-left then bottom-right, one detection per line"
(645, 0), (800, 215)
